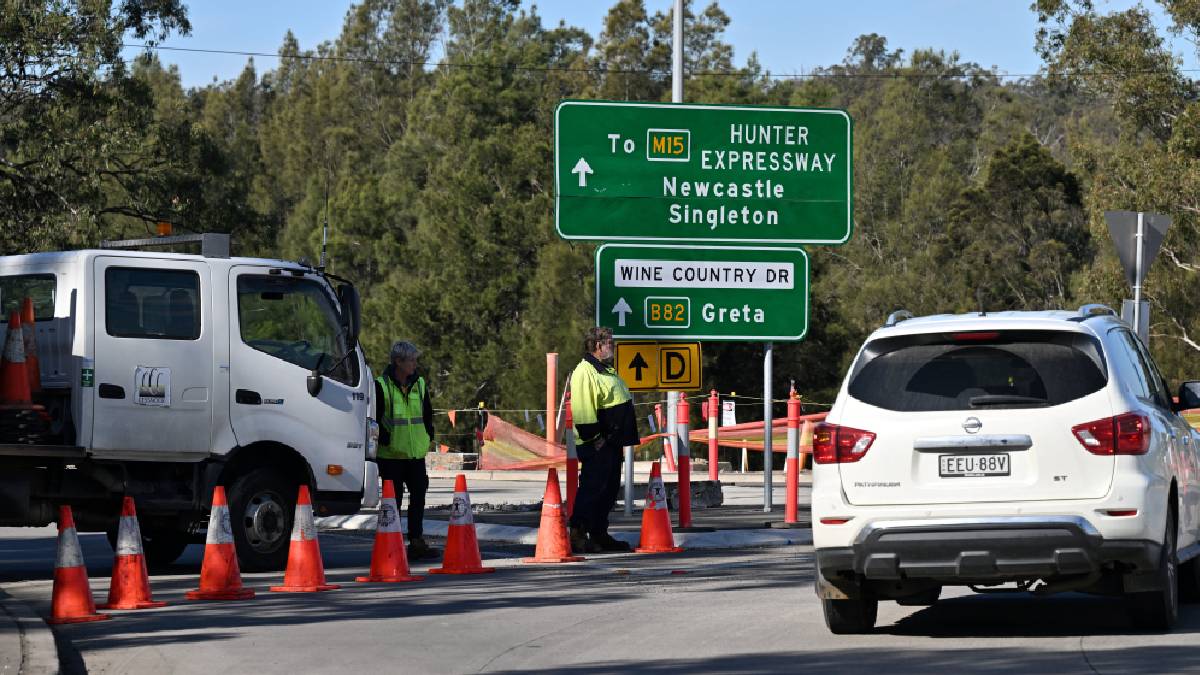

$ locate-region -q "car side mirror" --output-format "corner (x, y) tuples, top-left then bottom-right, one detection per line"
(1176, 381), (1200, 412)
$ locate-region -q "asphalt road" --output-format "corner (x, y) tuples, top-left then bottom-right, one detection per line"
(3, 526), (1200, 674)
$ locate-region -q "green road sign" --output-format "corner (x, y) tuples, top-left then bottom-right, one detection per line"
(556, 100), (852, 245)
(596, 244), (809, 341)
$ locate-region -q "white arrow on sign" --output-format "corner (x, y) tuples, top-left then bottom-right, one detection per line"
(571, 157), (593, 187)
(611, 297), (632, 327)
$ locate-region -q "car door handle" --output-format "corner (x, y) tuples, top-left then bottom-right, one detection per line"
(235, 389), (262, 405)
(98, 383), (125, 399)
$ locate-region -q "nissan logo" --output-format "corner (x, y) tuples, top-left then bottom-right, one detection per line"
(963, 417), (982, 434)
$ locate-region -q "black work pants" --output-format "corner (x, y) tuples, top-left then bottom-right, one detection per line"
(376, 457), (429, 539)
(569, 439), (624, 536)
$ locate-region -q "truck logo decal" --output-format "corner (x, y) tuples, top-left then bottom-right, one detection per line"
(134, 366), (171, 407)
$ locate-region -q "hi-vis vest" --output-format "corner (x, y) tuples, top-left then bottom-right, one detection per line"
(376, 374), (431, 460)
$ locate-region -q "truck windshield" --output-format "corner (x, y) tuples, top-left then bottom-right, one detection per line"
(0, 274), (55, 320)
(237, 275), (358, 386)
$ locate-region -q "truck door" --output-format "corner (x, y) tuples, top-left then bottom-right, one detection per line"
(226, 267), (365, 494)
(92, 257), (213, 458)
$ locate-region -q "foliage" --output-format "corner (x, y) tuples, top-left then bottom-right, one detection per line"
(8, 0), (1200, 422)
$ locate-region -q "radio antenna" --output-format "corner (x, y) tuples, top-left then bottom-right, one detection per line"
(318, 173), (330, 271)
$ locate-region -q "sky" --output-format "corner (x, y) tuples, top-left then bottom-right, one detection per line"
(127, 1), (1199, 89)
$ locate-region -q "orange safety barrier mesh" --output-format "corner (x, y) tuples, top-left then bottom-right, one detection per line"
(477, 410), (827, 469)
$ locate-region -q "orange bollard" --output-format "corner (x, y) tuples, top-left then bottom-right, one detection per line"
(429, 474), (495, 574)
(676, 393), (693, 529)
(1, 312), (32, 405)
(708, 389), (720, 481)
(356, 480), (423, 583)
(100, 496), (167, 610)
(523, 468), (585, 564)
(19, 298), (40, 394)
(785, 393), (801, 525)
(187, 486), (255, 600)
(48, 506), (110, 624)
(635, 462), (684, 554)
(270, 485), (340, 592)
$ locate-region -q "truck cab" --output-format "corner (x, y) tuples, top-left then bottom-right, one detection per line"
(0, 234), (378, 570)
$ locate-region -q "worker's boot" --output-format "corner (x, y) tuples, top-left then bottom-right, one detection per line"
(407, 536), (439, 561)
(592, 531), (632, 553)
(570, 526), (601, 553)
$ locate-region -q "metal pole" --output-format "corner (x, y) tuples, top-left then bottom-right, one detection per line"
(1134, 211), (1144, 341)
(763, 343), (773, 512)
(672, 0), (683, 104)
(624, 445), (634, 517)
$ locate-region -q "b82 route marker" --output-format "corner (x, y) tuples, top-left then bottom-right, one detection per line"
(556, 100), (853, 245)
(596, 244), (809, 341)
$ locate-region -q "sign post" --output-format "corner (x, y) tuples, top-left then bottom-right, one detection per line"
(1105, 210), (1171, 343)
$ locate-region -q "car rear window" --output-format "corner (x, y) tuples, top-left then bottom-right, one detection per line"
(847, 330), (1107, 412)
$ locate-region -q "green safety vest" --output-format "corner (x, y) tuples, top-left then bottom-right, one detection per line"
(376, 374), (431, 460)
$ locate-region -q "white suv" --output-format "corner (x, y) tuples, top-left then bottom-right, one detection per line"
(812, 306), (1200, 633)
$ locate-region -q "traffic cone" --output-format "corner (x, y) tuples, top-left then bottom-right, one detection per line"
(636, 462), (684, 554)
(99, 497), (167, 610)
(356, 480), (423, 583)
(186, 486), (255, 600)
(270, 485), (340, 592)
(20, 298), (40, 394)
(48, 505), (110, 624)
(428, 474), (495, 575)
(523, 468), (584, 564)
(1, 312), (32, 405)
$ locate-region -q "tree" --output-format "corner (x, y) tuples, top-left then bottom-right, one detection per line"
(0, 0), (190, 252)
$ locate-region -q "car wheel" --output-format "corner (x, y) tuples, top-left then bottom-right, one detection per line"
(1180, 557), (1200, 603)
(821, 595), (878, 634)
(1126, 510), (1179, 631)
(227, 468), (297, 572)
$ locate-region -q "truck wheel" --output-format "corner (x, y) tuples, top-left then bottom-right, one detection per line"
(821, 595), (878, 634)
(142, 530), (191, 569)
(1126, 511), (1179, 631)
(227, 468), (296, 572)
(105, 526), (191, 569)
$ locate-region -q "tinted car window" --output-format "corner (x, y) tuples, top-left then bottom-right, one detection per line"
(1110, 330), (1152, 401)
(848, 330), (1107, 412)
(0, 274), (56, 320)
(105, 268), (200, 340)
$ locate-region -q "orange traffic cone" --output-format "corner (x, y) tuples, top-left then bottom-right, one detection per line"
(20, 298), (40, 394)
(523, 468), (584, 564)
(636, 462), (684, 554)
(100, 497), (167, 610)
(429, 474), (495, 575)
(270, 485), (340, 592)
(356, 480), (423, 583)
(186, 486), (255, 600)
(1, 312), (32, 405)
(48, 505), (110, 624)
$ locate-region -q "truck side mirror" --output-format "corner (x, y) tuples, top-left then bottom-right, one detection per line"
(337, 283), (361, 347)
(1176, 381), (1200, 412)
(307, 370), (324, 397)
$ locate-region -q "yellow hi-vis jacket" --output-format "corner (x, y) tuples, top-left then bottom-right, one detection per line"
(376, 374), (431, 460)
(570, 354), (640, 448)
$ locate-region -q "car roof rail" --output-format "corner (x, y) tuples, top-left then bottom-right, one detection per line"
(884, 310), (914, 327)
(1078, 303), (1117, 319)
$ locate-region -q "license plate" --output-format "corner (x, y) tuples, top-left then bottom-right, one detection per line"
(938, 453), (1010, 477)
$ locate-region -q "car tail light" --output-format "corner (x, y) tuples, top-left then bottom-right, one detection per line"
(949, 331), (1000, 342)
(1071, 412), (1150, 455)
(813, 422), (876, 464)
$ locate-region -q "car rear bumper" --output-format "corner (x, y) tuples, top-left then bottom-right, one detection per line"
(816, 516), (1159, 582)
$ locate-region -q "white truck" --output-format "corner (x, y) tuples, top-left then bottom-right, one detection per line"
(0, 234), (378, 571)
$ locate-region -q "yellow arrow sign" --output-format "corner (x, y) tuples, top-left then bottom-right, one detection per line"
(615, 341), (702, 392)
